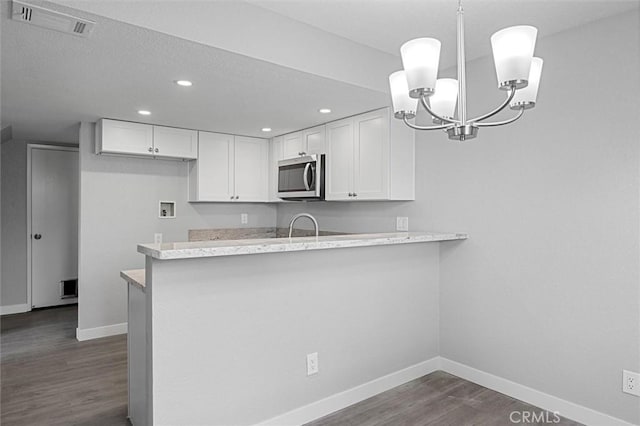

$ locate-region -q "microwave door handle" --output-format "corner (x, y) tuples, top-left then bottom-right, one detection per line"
(309, 164), (316, 189)
(303, 163), (311, 191)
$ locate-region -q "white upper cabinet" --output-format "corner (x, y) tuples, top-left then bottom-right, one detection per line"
(325, 118), (354, 200)
(353, 109), (389, 200)
(325, 107), (414, 201)
(282, 125), (326, 159)
(96, 119), (153, 157)
(268, 136), (284, 202)
(96, 119), (197, 160)
(152, 126), (198, 160)
(302, 125), (326, 155)
(189, 132), (268, 202)
(283, 132), (303, 159)
(190, 132), (234, 202)
(234, 136), (268, 202)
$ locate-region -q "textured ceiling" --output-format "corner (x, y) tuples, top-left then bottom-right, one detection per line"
(0, 1), (388, 142)
(2, 0), (637, 143)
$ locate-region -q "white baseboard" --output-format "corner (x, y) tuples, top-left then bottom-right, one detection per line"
(257, 357), (441, 426)
(76, 322), (127, 341)
(440, 358), (637, 426)
(0, 303), (31, 315)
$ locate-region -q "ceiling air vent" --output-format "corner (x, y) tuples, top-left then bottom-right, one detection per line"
(11, 0), (95, 37)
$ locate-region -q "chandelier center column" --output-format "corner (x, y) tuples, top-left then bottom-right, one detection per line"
(456, 0), (467, 129)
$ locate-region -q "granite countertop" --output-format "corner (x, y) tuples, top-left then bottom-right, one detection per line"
(120, 269), (145, 290)
(137, 231), (468, 260)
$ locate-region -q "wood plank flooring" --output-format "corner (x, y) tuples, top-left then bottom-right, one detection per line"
(1, 306), (129, 426)
(1, 306), (583, 426)
(305, 371), (583, 426)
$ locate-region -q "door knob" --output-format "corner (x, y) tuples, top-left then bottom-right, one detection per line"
(34, 234), (42, 240)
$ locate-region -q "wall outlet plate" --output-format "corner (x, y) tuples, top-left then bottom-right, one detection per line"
(241, 213), (248, 224)
(623, 370), (640, 396)
(154, 233), (162, 244)
(396, 216), (409, 231)
(306, 352), (318, 376)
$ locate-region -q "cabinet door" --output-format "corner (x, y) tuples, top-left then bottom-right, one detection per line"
(354, 109), (389, 200)
(325, 118), (354, 201)
(303, 125), (326, 155)
(234, 136), (268, 202)
(98, 119), (153, 156)
(196, 132), (235, 201)
(153, 126), (197, 159)
(283, 132), (303, 159)
(268, 136), (284, 202)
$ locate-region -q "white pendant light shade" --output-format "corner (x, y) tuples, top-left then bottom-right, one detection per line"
(510, 57), (543, 110)
(430, 78), (458, 121)
(389, 71), (418, 118)
(400, 37), (441, 98)
(491, 25), (537, 90)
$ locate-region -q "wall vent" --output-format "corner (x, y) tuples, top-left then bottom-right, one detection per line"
(11, 0), (95, 37)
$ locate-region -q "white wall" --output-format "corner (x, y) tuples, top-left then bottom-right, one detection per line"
(1, 140), (27, 306)
(1, 139), (78, 309)
(149, 243), (440, 425)
(433, 12), (640, 424)
(278, 10), (640, 425)
(77, 122), (277, 332)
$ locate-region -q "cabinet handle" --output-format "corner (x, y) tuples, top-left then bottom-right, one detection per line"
(148, 147), (153, 153)
(353, 193), (357, 197)
(230, 196), (234, 200)
(348, 192), (353, 197)
(155, 148), (159, 153)
(235, 195), (239, 200)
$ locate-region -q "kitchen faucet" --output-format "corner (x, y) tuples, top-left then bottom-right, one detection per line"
(288, 213), (319, 238)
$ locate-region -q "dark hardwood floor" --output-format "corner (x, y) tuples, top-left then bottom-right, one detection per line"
(1, 306), (583, 426)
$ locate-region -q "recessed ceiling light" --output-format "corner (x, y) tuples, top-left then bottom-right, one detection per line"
(175, 80), (193, 87)
(319, 108), (332, 114)
(138, 110), (151, 116)
(261, 127), (272, 132)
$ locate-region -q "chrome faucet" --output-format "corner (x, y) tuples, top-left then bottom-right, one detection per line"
(288, 213), (319, 238)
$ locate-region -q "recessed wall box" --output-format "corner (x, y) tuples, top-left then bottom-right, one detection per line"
(159, 201), (176, 219)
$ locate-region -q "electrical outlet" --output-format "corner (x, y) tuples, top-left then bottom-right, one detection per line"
(396, 216), (409, 231)
(623, 370), (640, 396)
(154, 233), (163, 244)
(241, 213), (248, 224)
(306, 352), (318, 376)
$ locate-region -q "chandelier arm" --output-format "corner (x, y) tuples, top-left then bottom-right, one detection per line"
(474, 107), (525, 127)
(420, 95), (458, 124)
(470, 86), (517, 123)
(402, 116), (455, 131)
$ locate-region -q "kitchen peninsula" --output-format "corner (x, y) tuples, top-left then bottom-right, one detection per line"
(128, 231), (467, 426)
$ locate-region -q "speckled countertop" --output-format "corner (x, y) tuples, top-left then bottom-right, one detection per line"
(137, 232), (468, 260)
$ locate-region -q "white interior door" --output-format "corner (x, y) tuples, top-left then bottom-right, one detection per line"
(31, 147), (79, 308)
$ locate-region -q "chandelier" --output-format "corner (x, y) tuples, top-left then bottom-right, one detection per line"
(389, 1), (543, 141)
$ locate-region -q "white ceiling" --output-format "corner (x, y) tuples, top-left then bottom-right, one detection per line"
(248, 0), (638, 67)
(2, 0), (636, 143)
(1, 1), (389, 142)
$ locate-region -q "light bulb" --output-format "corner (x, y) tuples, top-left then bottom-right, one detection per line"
(510, 57), (543, 110)
(400, 38), (441, 98)
(491, 26), (537, 90)
(430, 78), (458, 122)
(389, 71), (418, 119)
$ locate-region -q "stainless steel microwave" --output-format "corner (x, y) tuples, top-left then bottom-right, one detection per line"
(277, 154), (325, 200)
